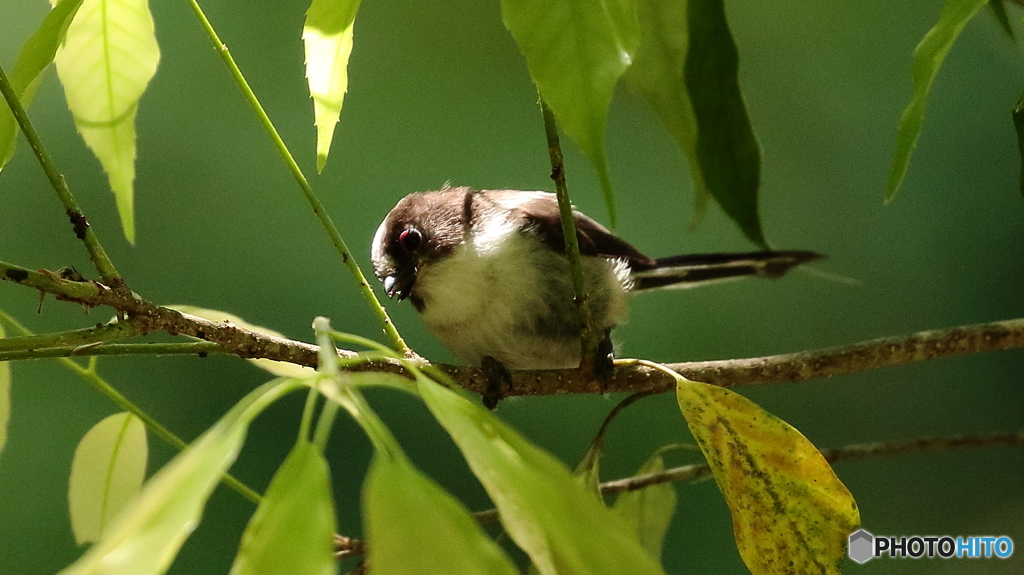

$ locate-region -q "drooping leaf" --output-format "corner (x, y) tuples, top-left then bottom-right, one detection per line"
(675, 377), (859, 575)
(885, 0), (988, 202)
(621, 0), (711, 228)
(0, 0), (85, 173)
(418, 375), (665, 575)
(500, 0), (641, 224)
(685, 0), (766, 247)
(52, 0), (161, 243)
(0, 322), (9, 462)
(59, 378), (302, 575)
(303, 0), (362, 173)
(229, 441), (335, 575)
(68, 412), (148, 545)
(613, 450), (676, 561)
(1013, 91), (1024, 197)
(364, 451), (519, 575)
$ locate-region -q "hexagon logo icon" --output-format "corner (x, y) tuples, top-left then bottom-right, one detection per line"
(848, 529), (874, 564)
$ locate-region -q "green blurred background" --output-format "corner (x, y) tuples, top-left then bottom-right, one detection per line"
(1, 0), (1022, 573)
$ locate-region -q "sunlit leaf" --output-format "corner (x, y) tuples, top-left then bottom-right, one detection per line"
(364, 451), (519, 575)
(418, 375), (665, 575)
(68, 412), (147, 544)
(229, 441), (335, 575)
(613, 450), (676, 561)
(52, 0), (161, 243)
(0, 322), (9, 462)
(500, 0), (640, 223)
(0, 0), (85, 173)
(885, 0), (988, 202)
(59, 378), (302, 575)
(685, 0), (766, 247)
(167, 306), (316, 378)
(303, 0), (362, 173)
(675, 378), (859, 575)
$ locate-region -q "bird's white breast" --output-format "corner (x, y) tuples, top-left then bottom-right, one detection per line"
(413, 215), (630, 369)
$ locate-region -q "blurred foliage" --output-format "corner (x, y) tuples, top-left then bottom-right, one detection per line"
(1, 0), (1023, 574)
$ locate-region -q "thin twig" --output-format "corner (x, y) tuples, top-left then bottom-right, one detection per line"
(540, 97), (597, 369)
(0, 341), (225, 362)
(599, 431), (1024, 495)
(589, 391), (657, 452)
(182, 0), (408, 355)
(0, 65), (124, 289)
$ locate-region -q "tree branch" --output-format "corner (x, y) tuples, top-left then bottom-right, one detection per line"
(3, 258), (1023, 394)
(599, 431), (1024, 494)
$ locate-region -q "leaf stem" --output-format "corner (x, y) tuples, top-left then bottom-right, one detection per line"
(540, 97), (597, 369)
(313, 317), (402, 458)
(0, 65), (123, 288)
(183, 0), (408, 354)
(298, 386), (321, 444)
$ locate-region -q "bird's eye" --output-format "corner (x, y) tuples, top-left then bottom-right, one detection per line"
(398, 228), (423, 253)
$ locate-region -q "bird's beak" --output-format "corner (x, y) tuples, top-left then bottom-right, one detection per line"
(382, 265), (416, 301)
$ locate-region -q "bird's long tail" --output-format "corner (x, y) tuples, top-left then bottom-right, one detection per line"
(629, 250), (824, 291)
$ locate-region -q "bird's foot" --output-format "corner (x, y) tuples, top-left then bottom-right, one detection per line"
(481, 355), (512, 410)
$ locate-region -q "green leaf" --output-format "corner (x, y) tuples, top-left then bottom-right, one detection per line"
(675, 378), (860, 575)
(229, 441), (335, 575)
(1013, 91), (1024, 197)
(0, 0), (85, 173)
(417, 375), (665, 575)
(59, 378), (302, 575)
(612, 451), (676, 561)
(52, 0), (161, 243)
(885, 0), (988, 202)
(0, 322), (9, 463)
(989, 0), (1014, 40)
(500, 0), (640, 224)
(68, 412), (148, 545)
(303, 0), (362, 173)
(364, 451), (519, 575)
(621, 0), (710, 227)
(684, 0), (766, 248)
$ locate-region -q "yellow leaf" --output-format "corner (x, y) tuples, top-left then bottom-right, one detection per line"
(676, 378), (859, 575)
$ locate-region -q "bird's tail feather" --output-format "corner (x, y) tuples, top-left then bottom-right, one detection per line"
(629, 250), (823, 291)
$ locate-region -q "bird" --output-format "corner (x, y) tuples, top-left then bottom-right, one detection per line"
(371, 186), (821, 374)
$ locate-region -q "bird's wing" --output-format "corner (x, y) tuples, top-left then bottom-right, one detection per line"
(487, 190), (656, 265)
